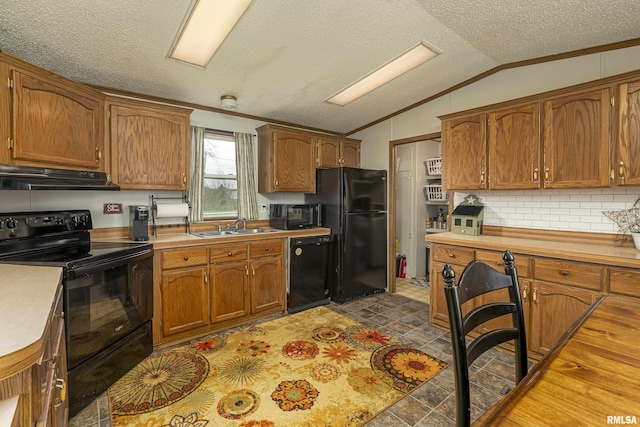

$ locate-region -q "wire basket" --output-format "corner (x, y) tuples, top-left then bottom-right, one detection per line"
(424, 158), (442, 175)
(424, 184), (448, 201)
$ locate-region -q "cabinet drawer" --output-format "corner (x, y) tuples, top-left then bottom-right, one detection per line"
(475, 250), (529, 277)
(161, 247), (207, 269)
(210, 243), (248, 263)
(432, 244), (474, 265)
(609, 268), (640, 297)
(534, 258), (603, 291)
(250, 239), (283, 258)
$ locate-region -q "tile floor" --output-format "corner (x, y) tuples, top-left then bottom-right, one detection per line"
(70, 284), (522, 427)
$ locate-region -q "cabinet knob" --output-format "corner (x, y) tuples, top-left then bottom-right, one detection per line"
(561, 270), (569, 276)
(265, 247), (270, 251)
(619, 161), (625, 180)
(448, 253), (454, 257)
(496, 261), (504, 266)
(228, 252), (233, 256)
(183, 256), (189, 261)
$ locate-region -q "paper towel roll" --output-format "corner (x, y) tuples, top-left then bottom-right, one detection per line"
(155, 203), (189, 218)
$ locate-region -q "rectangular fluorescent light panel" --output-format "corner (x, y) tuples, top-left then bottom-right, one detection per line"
(327, 42), (438, 106)
(169, 0), (252, 67)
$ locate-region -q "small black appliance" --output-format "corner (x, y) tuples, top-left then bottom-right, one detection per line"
(129, 205), (150, 241)
(269, 204), (319, 229)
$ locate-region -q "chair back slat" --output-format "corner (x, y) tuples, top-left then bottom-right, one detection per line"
(441, 250), (528, 427)
(463, 302), (516, 335)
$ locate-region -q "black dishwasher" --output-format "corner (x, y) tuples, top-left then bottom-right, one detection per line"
(288, 235), (334, 313)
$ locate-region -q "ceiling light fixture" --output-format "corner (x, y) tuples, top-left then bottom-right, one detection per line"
(326, 41), (439, 106)
(220, 95), (237, 111)
(168, 0), (253, 67)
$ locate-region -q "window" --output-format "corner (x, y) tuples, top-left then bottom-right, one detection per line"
(203, 132), (237, 218)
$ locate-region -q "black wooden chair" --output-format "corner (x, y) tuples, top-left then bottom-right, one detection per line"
(441, 250), (528, 427)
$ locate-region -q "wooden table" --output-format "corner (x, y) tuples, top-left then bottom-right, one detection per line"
(475, 295), (640, 426)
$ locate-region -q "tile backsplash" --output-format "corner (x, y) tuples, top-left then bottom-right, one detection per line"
(455, 189), (640, 233)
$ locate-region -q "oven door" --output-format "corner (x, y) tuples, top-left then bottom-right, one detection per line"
(65, 248), (153, 369)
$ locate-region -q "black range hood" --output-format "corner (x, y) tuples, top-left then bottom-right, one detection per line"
(0, 164), (120, 191)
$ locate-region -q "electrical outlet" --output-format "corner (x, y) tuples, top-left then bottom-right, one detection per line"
(259, 204), (268, 213)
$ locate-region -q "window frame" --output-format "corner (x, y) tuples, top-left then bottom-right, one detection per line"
(202, 131), (238, 219)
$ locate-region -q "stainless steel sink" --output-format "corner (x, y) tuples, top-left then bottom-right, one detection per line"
(193, 228), (278, 238)
(234, 228), (279, 234)
(192, 230), (238, 237)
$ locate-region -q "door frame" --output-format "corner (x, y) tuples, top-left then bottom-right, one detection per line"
(388, 131), (441, 293)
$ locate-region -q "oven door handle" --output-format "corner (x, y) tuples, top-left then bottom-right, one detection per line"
(66, 248), (153, 279)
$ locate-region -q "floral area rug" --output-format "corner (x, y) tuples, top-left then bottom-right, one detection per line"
(108, 306), (447, 427)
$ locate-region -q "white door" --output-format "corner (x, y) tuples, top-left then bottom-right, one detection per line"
(396, 145), (416, 278)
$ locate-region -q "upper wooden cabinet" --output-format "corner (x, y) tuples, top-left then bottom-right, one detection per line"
(317, 136), (361, 168)
(0, 54), (105, 172)
(542, 88), (611, 188)
(615, 79), (640, 186)
(257, 124), (317, 193)
(107, 97), (191, 190)
(442, 113), (487, 191)
(488, 103), (541, 190)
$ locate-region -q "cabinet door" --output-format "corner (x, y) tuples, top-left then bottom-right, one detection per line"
(250, 257), (283, 314)
(488, 103), (541, 189)
(210, 262), (249, 323)
(341, 140), (361, 168)
(616, 80), (640, 186)
(542, 88), (611, 188)
(110, 103), (189, 190)
(161, 267), (208, 336)
(430, 261), (475, 327)
(272, 130), (316, 192)
(528, 281), (598, 356)
(317, 137), (341, 168)
(11, 69), (104, 170)
(442, 113), (487, 190)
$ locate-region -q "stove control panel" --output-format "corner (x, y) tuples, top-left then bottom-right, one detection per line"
(0, 210), (93, 241)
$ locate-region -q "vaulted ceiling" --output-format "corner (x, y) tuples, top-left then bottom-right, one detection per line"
(1, 0), (639, 134)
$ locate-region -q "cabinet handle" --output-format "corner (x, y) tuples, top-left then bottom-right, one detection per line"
(183, 256), (189, 261)
(182, 173), (187, 184)
(274, 178), (279, 188)
(533, 168), (539, 183)
(561, 270), (569, 276)
(619, 161), (625, 180)
(95, 147), (102, 163)
(533, 288), (538, 304)
(522, 286), (528, 303)
(54, 311), (65, 320)
(228, 252), (233, 256)
(56, 378), (66, 402)
(544, 168), (550, 184)
(480, 170), (485, 185)
(252, 266), (255, 276)
(204, 272), (208, 284)
(245, 266), (249, 276)
(496, 261), (504, 266)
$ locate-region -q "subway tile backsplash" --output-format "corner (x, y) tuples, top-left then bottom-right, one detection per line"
(455, 189), (640, 233)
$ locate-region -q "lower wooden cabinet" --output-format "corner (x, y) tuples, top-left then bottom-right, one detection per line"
(429, 243), (603, 359)
(527, 281), (598, 355)
(160, 267), (208, 337)
(155, 238), (285, 347)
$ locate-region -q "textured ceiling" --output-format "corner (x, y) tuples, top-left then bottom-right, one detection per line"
(1, 0), (639, 134)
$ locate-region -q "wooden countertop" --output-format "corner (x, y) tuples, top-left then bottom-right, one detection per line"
(94, 227), (331, 250)
(425, 232), (640, 269)
(475, 295), (640, 426)
(0, 264), (62, 379)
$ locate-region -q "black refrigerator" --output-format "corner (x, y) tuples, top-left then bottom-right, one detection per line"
(306, 167), (387, 303)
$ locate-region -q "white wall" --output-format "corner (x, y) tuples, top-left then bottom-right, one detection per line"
(355, 45), (640, 234)
(0, 108), (306, 227)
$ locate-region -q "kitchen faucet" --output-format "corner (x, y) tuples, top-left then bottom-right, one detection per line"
(228, 217), (247, 230)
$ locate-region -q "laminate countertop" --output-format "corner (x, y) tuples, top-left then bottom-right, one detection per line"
(0, 264), (62, 427)
(93, 227), (332, 250)
(425, 232), (640, 269)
